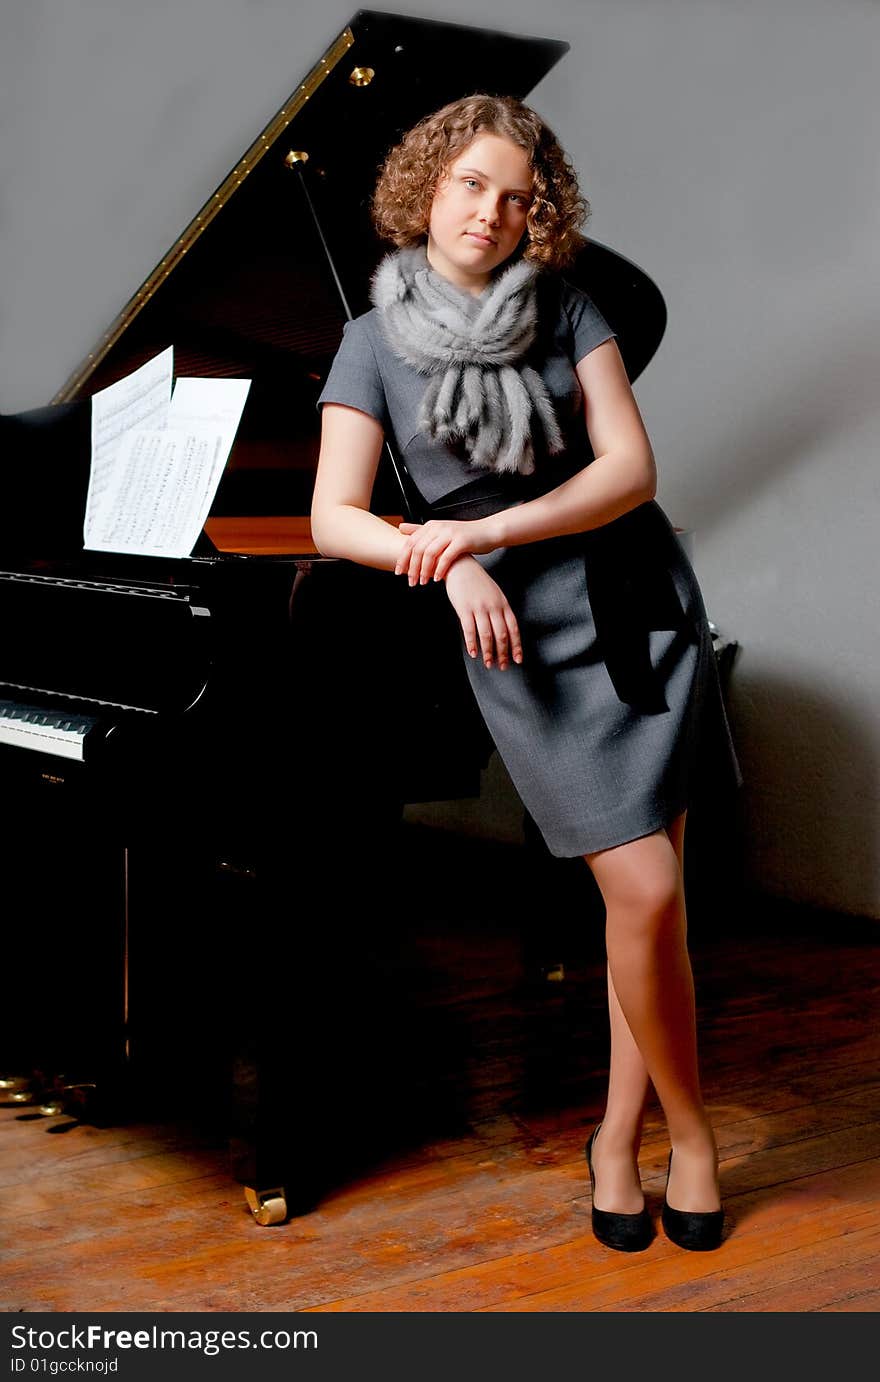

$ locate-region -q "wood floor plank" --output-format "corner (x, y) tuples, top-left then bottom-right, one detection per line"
(821, 1289), (880, 1311)
(700, 1252), (880, 1312)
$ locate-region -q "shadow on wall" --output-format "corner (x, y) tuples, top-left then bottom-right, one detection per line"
(726, 671), (879, 919)
(679, 308), (880, 540)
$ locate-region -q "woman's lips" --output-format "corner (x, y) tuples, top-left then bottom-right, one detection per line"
(467, 232), (495, 245)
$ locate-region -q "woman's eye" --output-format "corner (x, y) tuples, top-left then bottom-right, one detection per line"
(462, 179), (529, 205)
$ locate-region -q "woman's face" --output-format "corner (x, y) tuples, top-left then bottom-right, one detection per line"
(426, 132), (534, 295)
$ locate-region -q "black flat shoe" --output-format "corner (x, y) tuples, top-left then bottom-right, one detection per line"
(585, 1124), (654, 1253)
(661, 1148), (725, 1251)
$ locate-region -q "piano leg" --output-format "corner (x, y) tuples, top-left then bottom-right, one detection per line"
(224, 798), (405, 1225)
(226, 859), (328, 1222)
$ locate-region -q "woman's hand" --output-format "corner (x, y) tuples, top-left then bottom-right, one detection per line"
(443, 557), (523, 670)
(395, 515), (501, 585)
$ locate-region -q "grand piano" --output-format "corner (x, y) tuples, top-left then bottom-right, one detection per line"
(0, 9), (672, 1224)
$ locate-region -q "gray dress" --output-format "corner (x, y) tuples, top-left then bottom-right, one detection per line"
(317, 273), (742, 857)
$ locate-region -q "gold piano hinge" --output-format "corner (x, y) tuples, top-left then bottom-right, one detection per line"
(53, 26), (357, 403)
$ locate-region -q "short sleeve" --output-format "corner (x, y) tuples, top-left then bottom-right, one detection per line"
(561, 280), (617, 365)
(316, 314), (389, 429)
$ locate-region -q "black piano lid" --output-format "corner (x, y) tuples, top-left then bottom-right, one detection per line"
(48, 9), (665, 521)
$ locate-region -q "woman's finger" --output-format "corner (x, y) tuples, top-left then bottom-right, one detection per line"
(394, 537), (415, 576)
(473, 608), (496, 667)
(406, 542), (428, 585)
(432, 540), (467, 583)
(406, 543), (424, 586)
(460, 610), (478, 659)
(487, 607), (510, 667)
(505, 609), (524, 664)
(414, 536), (449, 585)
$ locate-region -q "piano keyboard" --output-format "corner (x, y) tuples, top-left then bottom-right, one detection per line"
(0, 699), (100, 761)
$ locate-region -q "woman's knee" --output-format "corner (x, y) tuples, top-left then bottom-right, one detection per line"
(584, 830), (683, 921)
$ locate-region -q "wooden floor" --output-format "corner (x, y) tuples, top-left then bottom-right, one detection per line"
(2, 828), (879, 1314)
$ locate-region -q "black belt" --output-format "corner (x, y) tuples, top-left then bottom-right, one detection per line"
(426, 477), (698, 715)
(426, 470), (550, 521)
(582, 505), (698, 713)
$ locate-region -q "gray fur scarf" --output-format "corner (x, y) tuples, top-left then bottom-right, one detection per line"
(369, 243), (564, 476)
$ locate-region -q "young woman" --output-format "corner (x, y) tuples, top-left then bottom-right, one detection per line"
(311, 94), (742, 1253)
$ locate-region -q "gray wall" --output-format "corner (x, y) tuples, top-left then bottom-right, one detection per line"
(3, 1), (878, 916)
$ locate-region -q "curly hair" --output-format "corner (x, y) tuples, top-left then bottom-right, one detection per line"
(369, 94), (590, 272)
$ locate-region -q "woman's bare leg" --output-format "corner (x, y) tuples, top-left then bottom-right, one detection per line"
(584, 810), (720, 1213)
(588, 810), (686, 1210)
(589, 962), (652, 1211)
(588, 812), (686, 1211)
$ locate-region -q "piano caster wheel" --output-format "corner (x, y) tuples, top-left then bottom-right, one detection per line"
(37, 1083), (97, 1119)
(244, 1186), (288, 1226)
(1, 1077), (34, 1106)
(39, 1098), (85, 1117)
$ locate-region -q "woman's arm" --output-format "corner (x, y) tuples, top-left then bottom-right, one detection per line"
(394, 339), (658, 584)
(310, 402), (415, 570)
(492, 338), (657, 548)
(312, 400), (522, 667)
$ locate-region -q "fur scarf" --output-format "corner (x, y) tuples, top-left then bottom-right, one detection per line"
(369, 243), (563, 476)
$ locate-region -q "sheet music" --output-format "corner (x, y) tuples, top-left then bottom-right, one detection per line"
(86, 347), (173, 533)
(84, 350), (250, 558)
